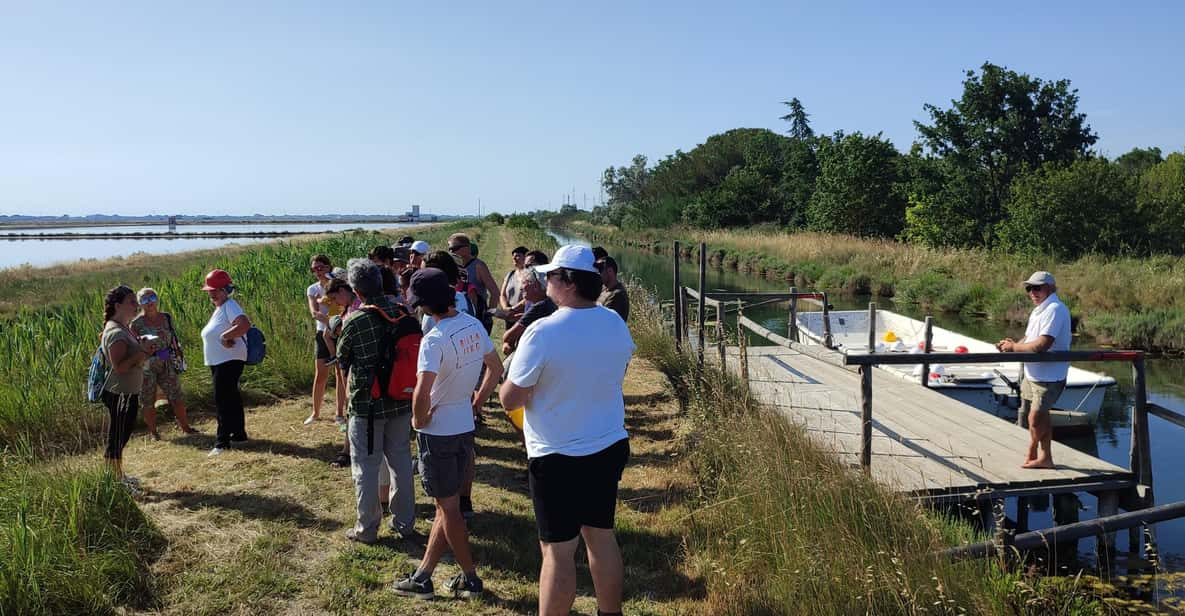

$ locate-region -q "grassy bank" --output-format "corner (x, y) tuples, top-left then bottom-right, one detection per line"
(571, 221), (1185, 353)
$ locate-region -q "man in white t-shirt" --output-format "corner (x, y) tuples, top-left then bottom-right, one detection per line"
(392, 268), (502, 600)
(500, 244), (635, 616)
(996, 271), (1071, 469)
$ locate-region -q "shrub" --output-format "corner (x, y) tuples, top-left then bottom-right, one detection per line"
(483, 212), (505, 225)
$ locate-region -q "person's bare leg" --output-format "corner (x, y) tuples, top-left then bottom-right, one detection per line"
(144, 396), (159, 438)
(1034, 411), (1055, 468)
(438, 496), (475, 573)
(309, 359), (328, 420)
(173, 398), (196, 433)
(581, 526), (624, 614)
(539, 537), (580, 616)
(335, 365), (347, 419)
(417, 512), (450, 576)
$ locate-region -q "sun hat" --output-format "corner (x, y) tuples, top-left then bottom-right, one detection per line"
(392, 246), (411, 263)
(406, 267), (454, 308)
(410, 240), (430, 255)
(202, 269), (233, 291)
(533, 244), (597, 274)
(137, 287), (159, 304)
(1022, 271), (1055, 287)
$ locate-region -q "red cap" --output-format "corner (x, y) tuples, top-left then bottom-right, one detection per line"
(202, 269), (233, 291)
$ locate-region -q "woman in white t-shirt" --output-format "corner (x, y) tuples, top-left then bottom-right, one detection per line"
(305, 254), (342, 425)
(200, 269), (253, 457)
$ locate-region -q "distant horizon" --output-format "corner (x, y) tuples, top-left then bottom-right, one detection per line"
(2, 3), (1183, 217)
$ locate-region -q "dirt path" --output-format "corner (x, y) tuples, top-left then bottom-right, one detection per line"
(116, 226), (703, 615)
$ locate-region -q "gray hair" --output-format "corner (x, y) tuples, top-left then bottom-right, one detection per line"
(347, 258), (383, 300)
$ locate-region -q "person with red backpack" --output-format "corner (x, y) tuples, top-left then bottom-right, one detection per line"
(335, 259), (418, 543)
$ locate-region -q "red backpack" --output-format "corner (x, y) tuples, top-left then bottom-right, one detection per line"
(362, 304), (422, 402)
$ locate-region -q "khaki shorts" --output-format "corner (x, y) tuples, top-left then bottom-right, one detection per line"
(1021, 379), (1066, 414)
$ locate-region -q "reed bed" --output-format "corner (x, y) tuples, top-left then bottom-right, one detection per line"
(626, 282), (1111, 615)
(577, 222), (1185, 353)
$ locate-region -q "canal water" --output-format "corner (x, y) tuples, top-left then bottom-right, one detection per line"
(0, 222), (414, 270)
(549, 229), (1185, 573)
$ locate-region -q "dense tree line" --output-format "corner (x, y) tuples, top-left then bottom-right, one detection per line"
(592, 63), (1185, 258)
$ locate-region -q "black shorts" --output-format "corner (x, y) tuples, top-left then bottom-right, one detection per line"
(314, 331), (331, 361)
(417, 431), (475, 499)
(529, 438), (630, 543)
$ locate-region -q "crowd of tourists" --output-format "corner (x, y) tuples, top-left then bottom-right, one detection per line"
(94, 233), (635, 613)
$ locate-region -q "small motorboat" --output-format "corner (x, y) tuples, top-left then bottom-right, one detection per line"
(795, 309), (1116, 429)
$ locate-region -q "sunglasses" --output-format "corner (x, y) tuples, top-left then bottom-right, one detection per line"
(139, 295), (158, 305)
(1024, 284), (1045, 293)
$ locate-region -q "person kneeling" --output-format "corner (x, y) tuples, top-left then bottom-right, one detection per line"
(393, 268), (502, 599)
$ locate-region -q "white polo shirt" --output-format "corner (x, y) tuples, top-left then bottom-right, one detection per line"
(1022, 292), (1071, 382)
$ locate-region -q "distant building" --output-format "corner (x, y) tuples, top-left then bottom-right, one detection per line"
(167, 216), (177, 231)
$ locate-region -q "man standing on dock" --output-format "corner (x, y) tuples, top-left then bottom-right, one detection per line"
(996, 271), (1071, 469)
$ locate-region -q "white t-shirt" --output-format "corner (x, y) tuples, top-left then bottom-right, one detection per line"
(202, 298), (249, 366)
(416, 311), (493, 436)
(420, 292), (469, 334)
(508, 305), (635, 458)
(1022, 293), (1072, 382)
(307, 281), (329, 332)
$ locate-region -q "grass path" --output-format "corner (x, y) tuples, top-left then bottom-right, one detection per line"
(104, 226), (704, 615)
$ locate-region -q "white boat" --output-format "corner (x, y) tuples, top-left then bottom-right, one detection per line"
(795, 309), (1116, 429)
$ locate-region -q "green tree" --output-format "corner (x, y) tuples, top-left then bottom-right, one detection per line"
(483, 212), (505, 225)
(682, 167), (773, 228)
(912, 62), (1098, 246)
(1136, 152), (1185, 253)
(780, 97), (814, 141)
(1116, 146), (1164, 176)
(806, 132), (905, 238)
(997, 159), (1136, 258)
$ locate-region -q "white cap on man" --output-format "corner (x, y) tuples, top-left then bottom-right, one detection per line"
(410, 240), (430, 255)
(533, 244), (597, 273)
(1022, 271), (1055, 287)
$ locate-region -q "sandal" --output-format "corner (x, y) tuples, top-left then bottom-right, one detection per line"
(330, 452), (351, 468)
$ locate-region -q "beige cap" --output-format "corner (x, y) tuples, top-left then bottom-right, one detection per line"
(1022, 271), (1055, 287)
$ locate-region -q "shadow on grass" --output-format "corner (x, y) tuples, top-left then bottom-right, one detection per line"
(169, 433), (341, 462)
(618, 484), (698, 514)
(146, 488), (339, 529)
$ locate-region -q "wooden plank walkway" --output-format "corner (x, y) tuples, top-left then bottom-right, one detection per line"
(722, 345), (1134, 501)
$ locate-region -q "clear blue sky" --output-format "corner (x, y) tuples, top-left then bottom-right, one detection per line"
(1, 1), (1181, 217)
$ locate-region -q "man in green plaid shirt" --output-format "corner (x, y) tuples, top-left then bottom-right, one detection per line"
(337, 259), (416, 544)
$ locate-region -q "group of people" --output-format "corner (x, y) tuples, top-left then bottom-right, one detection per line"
(95, 233), (636, 614)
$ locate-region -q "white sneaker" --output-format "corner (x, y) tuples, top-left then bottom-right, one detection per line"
(303, 415), (318, 425)
(208, 447), (224, 457)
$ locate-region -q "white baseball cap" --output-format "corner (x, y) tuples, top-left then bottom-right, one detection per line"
(410, 240), (430, 255)
(533, 244), (597, 274)
(1022, 271), (1055, 287)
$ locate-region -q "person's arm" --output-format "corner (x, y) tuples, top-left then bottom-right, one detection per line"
(477, 261), (500, 305)
(412, 371), (437, 429)
(499, 379), (532, 412)
(472, 350), (503, 416)
(998, 334), (1054, 353)
(221, 314), (251, 348)
(502, 322), (526, 350)
(108, 338), (148, 374)
(499, 272), (513, 310)
(308, 291), (329, 325)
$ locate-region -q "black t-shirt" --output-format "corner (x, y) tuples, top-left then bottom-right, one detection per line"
(380, 267), (399, 297)
(517, 298), (557, 329)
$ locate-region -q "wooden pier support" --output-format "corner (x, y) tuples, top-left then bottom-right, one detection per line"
(716, 301), (726, 375)
(672, 240), (682, 352)
(920, 315), (933, 388)
(697, 242), (706, 370)
(788, 286), (798, 342)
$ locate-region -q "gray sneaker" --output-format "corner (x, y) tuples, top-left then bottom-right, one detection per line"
(443, 572), (483, 598)
(392, 573), (434, 599)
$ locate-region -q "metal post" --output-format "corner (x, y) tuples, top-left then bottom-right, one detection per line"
(697, 242), (707, 370)
(867, 303), (877, 353)
(716, 301), (726, 375)
(1131, 355), (1154, 506)
(860, 365), (873, 472)
(738, 303), (749, 384)
(821, 292), (834, 349)
(788, 286), (799, 342)
(672, 241), (682, 352)
(921, 315), (933, 388)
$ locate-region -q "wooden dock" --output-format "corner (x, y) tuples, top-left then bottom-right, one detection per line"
(722, 344), (1133, 501)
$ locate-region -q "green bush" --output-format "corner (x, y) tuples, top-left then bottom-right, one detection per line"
(483, 212), (505, 225)
(505, 213), (539, 229)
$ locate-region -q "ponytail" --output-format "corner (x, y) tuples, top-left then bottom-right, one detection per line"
(103, 285), (135, 323)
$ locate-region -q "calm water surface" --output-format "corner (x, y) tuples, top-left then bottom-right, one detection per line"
(548, 229), (1185, 572)
(1, 223), (413, 270)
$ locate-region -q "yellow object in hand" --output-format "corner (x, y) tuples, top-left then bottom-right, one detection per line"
(507, 407), (524, 431)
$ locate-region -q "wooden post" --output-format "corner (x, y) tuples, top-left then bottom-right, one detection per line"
(1130, 355), (1154, 506)
(991, 497), (1013, 567)
(1016, 497), (1030, 533)
(867, 303), (877, 353)
(680, 287), (689, 347)
(697, 242), (707, 370)
(1052, 493), (1081, 569)
(859, 364), (873, 472)
(716, 301), (726, 375)
(672, 241), (682, 352)
(788, 286), (799, 342)
(821, 292), (834, 349)
(921, 316), (933, 388)
(738, 303), (749, 385)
